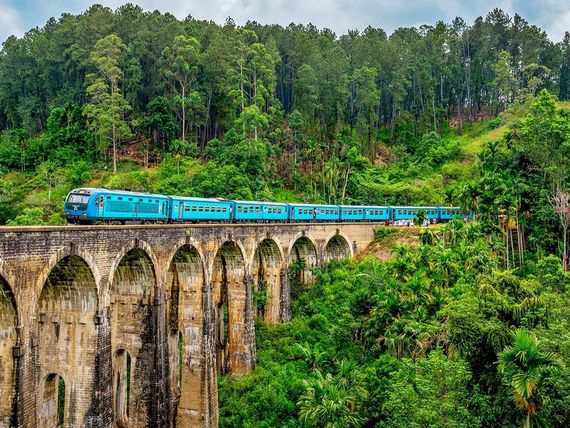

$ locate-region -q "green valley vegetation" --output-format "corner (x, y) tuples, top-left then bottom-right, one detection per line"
(220, 221), (570, 427)
(0, 5), (569, 426)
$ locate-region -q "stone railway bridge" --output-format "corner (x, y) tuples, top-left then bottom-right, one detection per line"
(0, 222), (381, 428)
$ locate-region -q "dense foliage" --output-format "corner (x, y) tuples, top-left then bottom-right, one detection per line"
(219, 221), (570, 427)
(0, 5), (569, 426)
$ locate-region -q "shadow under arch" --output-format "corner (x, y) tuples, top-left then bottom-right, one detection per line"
(211, 241), (253, 374)
(108, 239), (159, 290)
(38, 372), (65, 428)
(110, 248), (157, 427)
(36, 255), (98, 427)
(35, 246), (101, 299)
(324, 234), (352, 263)
(290, 236), (319, 285)
(0, 274), (17, 427)
(165, 244), (206, 426)
(251, 238), (284, 323)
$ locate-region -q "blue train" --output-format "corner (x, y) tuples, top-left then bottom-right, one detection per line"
(64, 188), (471, 225)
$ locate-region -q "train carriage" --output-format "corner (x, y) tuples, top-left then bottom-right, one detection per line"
(362, 206), (391, 221)
(391, 206), (439, 222)
(169, 197), (232, 222)
(232, 201), (289, 222)
(288, 203), (339, 222)
(439, 207), (461, 221)
(339, 205), (366, 222)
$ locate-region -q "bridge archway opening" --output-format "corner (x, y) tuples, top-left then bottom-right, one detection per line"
(39, 373), (65, 428)
(37, 256), (98, 427)
(252, 239), (283, 323)
(0, 275), (17, 427)
(113, 349), (132, 426)
(324, 235), (351, 263)
(166, 245), (204, 424)
(290, 236), (318, 285)
(212, 241), (246, 375)
(111, 248), (156, 426)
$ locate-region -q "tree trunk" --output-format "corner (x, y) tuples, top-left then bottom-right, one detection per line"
(457, 95), (463, 136)
(562, 227), (568, 272)
(181, 84), (186, 142)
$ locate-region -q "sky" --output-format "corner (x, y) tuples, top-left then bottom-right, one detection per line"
(1, 0), (569, 45)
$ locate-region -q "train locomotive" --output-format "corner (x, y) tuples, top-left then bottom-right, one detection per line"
(64, 188), (471, 225)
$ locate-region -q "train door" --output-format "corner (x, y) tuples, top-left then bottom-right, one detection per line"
(97, 196), (104, 217)
(179, 202), (183, 220)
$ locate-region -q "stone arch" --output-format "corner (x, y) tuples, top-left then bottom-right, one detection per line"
(0, 274), (17, 427)
(113, 349), (132, 427)
(36, 255), (98, 427)
(165, 244), (206, 426)
(108, 239), (159, 290)
(110, 248), (157, 428)
(36, 246), (101, 297)
(324, 234), (352, 263)
(251, 238), (284, 323)
(212, 241), (253, 374)
(38, 373), (65, 428)
(290, 235), (319, 284)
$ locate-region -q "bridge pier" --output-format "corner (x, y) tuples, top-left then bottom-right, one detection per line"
(0, 222), (380, 427)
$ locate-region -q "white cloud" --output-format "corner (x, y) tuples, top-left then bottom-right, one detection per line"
(0, 1), (23, 44)
(6, 0), (567, 44)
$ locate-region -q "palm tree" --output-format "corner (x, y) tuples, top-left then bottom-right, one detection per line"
(498, 329), (563, 428)
(298, 371), (364, 428)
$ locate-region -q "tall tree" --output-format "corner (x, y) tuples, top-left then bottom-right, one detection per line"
(83, 34), (131, 173)
(499, 330), (562, 428)
(162, 35), (201, 142)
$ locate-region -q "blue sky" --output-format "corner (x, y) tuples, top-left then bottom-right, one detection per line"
(1, 0), (568, 45)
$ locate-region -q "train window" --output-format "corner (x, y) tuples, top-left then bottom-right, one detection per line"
(238, 206), (242, 213)
(198, 206), (204, 212)
(106, 196), (111, 200)
(185, 205), (190, 212)
(256, 206), (260, 212)
(205, 207), (210, 212)
(128, 198), (133, 201)
(118, 197), (123, 201)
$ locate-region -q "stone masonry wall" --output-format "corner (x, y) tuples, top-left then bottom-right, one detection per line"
(0, 222), (380, 427)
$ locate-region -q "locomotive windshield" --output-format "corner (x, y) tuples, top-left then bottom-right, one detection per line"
(67, 193), (91, 204)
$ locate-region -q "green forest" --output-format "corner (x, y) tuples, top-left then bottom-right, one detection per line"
(0, 4), (569, 427)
